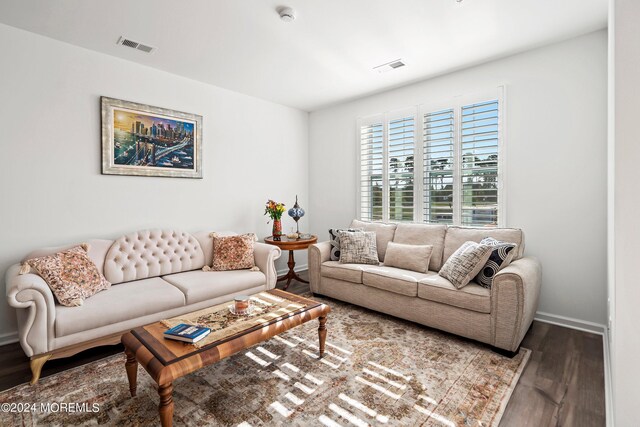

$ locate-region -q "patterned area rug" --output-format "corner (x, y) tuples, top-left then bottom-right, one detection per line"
(0, 297), (529, 426)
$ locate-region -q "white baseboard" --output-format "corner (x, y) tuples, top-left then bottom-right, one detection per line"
(534, 311), (607, 335)
(533, 311), (612, 426)
(276, 263), (308, 276)
(0, 331), (19, 346)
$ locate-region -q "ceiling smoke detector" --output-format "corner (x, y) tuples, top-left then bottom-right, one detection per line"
(116, 36), (156, 54)
(373, 59), (406, 73)
(278, 7), (296, 22)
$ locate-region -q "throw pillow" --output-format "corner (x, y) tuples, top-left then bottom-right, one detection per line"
(209, 233), (258, 271)
(383, 242), (433, 273)
(328, 228), (361, 261)
(439, 241), (493, 289)
(338, 230), (379, 265)
(475, 237), (517, 288)
(22, 244), (111, 307)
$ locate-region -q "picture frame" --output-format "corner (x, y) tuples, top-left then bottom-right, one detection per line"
(101, 96), (203, 178)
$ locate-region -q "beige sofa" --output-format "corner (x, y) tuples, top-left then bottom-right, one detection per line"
(309, 220), (541, 354)
(5, 229), (281, 384)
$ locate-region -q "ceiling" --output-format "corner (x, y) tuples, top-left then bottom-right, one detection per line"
(0, 0), (607, 111)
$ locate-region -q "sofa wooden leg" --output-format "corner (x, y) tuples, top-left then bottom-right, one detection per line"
(29, 354), (52, 385)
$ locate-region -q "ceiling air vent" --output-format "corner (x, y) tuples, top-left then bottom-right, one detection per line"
(373, 59), (406, 73)
(117, 36), (156, 54)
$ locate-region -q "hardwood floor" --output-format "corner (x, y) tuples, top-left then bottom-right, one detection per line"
(0, 270), (606, 426)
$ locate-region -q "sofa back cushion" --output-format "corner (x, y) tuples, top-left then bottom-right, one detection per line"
(443, 226), (525, 264)
(392, 223), (447, 271)
(104, 229), (205, 284)
(350, 220), (397, 262)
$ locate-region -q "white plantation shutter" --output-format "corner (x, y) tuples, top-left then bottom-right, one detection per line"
(424, 109), (455, 224)
(460, 100), (500, 226)
(359, 121), (384, 221)
(358, 87), (503, 227)
(388, 116), (415, 222)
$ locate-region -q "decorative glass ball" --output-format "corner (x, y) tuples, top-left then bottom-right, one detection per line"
(288, 196), (305, 221)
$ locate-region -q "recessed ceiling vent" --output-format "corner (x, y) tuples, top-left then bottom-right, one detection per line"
(373, 59), (406, 73)
(117, 36), (156, 54)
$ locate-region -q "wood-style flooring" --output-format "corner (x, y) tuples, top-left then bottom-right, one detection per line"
(0, 270), (606, 426)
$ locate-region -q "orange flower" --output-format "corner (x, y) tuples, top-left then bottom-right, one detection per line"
(264, 199), (286, 220)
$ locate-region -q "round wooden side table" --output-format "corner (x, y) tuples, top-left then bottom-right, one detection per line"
(264, 235), (318, 290)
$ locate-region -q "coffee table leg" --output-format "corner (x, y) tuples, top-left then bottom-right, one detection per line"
(124, 348), (138, 397)
(158, 383), (174, 427)
(318, 315), (327, 358)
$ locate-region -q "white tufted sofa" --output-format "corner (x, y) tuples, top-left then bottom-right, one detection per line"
(5, 229), (281, 384)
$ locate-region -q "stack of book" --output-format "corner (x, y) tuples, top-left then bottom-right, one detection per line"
(163, 324), (211, 343)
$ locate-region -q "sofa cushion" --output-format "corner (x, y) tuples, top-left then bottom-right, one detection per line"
(26, 245), (111, 307)
(338, 230), (379, 265)
(392, 223), (447, 271)
(162, 269), (266, 305)
(210, 233), (257, 271)
(439, 241), (493, 289)
(23, 239), (114, 277)
(350, 220), (397, 262)
(328, 228), (361, 261)
(362, 266), (430, 297)
(443, 226), (524, 264)
(321, 261), (366, 284)
(192, 230), (238, 269)
(383, 242), (433, 273)
(475, 237), (517, 289)
(104, 229), (206, 284)
(418, 273), (491, 313)
(55, 277), (185, 337)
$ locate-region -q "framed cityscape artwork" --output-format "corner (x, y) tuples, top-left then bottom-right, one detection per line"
(101, 97), (203, 178)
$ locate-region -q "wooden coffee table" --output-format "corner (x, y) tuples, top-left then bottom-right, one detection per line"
(121, 289), (330, 427)
(264, 235), (317, 290)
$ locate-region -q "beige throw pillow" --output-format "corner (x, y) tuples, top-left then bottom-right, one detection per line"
(439, 241), (492, 289)
(383, 242), (433, 273)
(22, 245), (111, 307)
(338, 230), (379, 265)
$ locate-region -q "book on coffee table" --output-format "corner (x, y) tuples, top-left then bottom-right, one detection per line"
(163, 324), (211, 343)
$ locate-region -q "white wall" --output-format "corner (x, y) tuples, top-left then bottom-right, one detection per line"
(612, 0), (640, 424)
(0, 23), (309, 341)
(309, 30), (608, 325)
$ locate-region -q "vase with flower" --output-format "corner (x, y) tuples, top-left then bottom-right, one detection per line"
(264, 199), (286, 241)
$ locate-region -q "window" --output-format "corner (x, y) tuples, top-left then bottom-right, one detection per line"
(359, 110), (416, 223)
(388, 116), (415, 222)
(359, 122), (384, 221)
(358, 89), (503, 227)
(424, 108), (455, 224)
(459, 100), (500, 226)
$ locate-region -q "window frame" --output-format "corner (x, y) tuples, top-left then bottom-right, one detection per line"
(357, 85), (506, 227)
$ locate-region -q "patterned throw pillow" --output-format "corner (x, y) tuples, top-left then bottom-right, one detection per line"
(438, 241), (493, 289)
(338, 230), (379, 265)
(328, 228), (361, 261)
(475, 237), (517, 289)
(209, 233), (257, 271)
(23, 245), (111, 307)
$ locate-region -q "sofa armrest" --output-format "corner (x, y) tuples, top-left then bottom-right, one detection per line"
(5, 264), (56, 357)
(254, 242), (282, 289)
(308, 241), (331, 293)
(490, 256), (542, 351)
